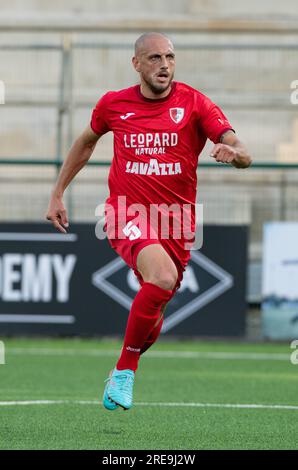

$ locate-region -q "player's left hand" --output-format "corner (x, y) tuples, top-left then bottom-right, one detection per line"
(210, 143), (238, 164)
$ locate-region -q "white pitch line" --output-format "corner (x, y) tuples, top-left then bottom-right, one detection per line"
(0, 400), (72, 406)
(0, 400), (298, 411)
(136, 402), (298, 410)
(6, 348), (290, 361)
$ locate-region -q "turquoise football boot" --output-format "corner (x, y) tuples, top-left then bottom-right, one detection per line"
(102, 370), (119, 411)
(107, 368), (135, 410)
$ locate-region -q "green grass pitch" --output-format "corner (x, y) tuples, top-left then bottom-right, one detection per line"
(0, 337), (297, 450)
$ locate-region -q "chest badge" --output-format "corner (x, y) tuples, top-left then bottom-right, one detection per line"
(169, 108), (184, 124)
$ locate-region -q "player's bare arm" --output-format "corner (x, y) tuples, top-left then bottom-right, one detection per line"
(46, 125), (100, 233)
(210, 130), (252, 168)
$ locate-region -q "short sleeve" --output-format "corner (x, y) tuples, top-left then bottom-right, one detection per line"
(90, 92), (111, 136)
(197, 94), (234, 144)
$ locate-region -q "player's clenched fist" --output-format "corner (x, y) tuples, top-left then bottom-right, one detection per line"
(46, 193), (69, 234)
(210, 143), (238, 164)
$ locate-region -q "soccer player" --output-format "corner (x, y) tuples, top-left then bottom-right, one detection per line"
(46, 32), (251, 411)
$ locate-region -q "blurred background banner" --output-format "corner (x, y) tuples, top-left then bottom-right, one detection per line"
(0, 223), (247, 336)
(262, 222), (298, 340)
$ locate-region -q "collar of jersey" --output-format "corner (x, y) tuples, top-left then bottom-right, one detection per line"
(136, 81), (177, 103)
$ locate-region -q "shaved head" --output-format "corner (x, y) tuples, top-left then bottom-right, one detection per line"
(132, 32), (175, 98)
(134, 32), (174, 57)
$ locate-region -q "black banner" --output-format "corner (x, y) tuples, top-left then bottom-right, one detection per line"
(0, 223), (247, 336)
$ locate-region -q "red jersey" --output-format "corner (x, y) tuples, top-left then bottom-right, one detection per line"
(91, 81), (233, 251)
(91, 81), (233, 208)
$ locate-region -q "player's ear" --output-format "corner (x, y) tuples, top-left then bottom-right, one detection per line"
(132, 56), (140, 72)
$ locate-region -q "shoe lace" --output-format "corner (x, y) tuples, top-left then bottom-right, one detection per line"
(114, 374), (134, 395)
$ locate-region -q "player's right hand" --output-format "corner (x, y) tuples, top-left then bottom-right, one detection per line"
(46, 194), (69, 234)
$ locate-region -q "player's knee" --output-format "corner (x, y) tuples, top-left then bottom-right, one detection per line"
(148, 269), (178, 291)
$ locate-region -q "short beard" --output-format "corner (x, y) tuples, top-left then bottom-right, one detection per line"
(143, 75), (173, 95)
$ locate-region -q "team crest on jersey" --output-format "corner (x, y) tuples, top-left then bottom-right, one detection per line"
(169, 108), (184, 124)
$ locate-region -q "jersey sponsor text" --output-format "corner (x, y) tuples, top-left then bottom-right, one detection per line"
(125, 158), (182, 176)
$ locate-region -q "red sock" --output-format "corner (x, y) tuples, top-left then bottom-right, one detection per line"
(116, 282), (172, 372)
(140, 314), (164, 355)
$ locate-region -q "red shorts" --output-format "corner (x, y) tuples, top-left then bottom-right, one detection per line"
(107, 219), (191, 293)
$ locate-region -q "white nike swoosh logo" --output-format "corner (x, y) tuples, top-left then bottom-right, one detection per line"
(120, 113), (135, 120)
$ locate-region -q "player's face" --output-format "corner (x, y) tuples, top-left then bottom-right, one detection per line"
(133, 39), (175, 95)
